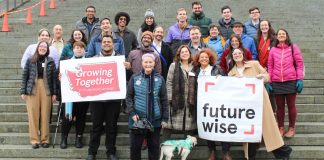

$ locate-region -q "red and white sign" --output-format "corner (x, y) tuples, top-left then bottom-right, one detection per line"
(197, 76), (263, 142)
(60, 56), (126, 102)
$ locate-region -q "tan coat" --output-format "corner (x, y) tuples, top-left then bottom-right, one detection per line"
(228, 61), (284, 159)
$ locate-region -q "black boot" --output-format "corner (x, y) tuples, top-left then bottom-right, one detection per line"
(272, 144), (292, 159)
(60, 135), (68, 149)
(75, 135), (83, 148)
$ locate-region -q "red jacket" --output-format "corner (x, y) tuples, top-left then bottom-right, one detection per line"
(268, 44), (304, 82)
(219, 48), (253, 73)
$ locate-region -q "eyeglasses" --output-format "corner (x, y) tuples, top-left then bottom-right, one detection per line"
(119, 17), (127, 21)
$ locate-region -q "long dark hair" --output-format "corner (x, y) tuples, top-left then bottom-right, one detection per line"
(31, 41), (50, 63)
(274, 28), (292, 46)
(226, 35), (248, 71)
(174, 45), (192, 63)
(68, 29), (87, 45)
(256, 19), (276, 42)
(228, 48), (247, 71)
(140, 19), (157, 33)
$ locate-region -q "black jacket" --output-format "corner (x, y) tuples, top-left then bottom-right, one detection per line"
(155, 42), (173, 80)
(21, 57), (57, 96)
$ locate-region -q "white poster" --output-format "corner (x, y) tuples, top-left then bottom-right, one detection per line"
(197, 76), (263, 142)
(60, 56), (126, 102)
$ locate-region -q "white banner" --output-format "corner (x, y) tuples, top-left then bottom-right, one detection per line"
(197, 76), (263, 142)
(60, 56), (126, 102)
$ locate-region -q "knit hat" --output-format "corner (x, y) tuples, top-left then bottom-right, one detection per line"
(144, 9), (154, 18)
(114, 12), (130, 26)
(141, 31), (153, 41)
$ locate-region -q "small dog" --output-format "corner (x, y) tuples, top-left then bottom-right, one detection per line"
(159, 135), (197, 160)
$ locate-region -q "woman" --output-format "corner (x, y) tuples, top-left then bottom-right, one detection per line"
(228, 48), (292, 160)
(126, 54), (169, 160)
(188, 48), (230, 160)
(256, 20), (277, 111)
(59, 41), (89, 149)
(163, 45), (194, 140)
(20, 41), (57, 149)
(60, 29), (87, 60)
(268, 28), (304, 138)
(137, 9), (157, 46)
(220, 34), (253, 74)
(202, 24), (226, 60)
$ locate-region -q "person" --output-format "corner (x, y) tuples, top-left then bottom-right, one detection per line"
(21, 28), (59, 69)
(87, 18), (125, 57)
(228, 48), (292, 160)
(268, 28), (304, 138)
(60, 29), (88, 60)
(163, 45), (195, 140)
(59, 41), (89, 149)
(218, 5), (235, 40)
(127, 31), (162, 74)
(165, 8), (191, 55)
(202, 24), (226, 60)
(187, 26), (208, 55)
(220, 34), (253, 73)
(51, 24), (64, 56)
(225, 21), (258, 60)
(244, 7), (261, 38)
(152, 26), (173, 80)
(188, 1), (212, 38)
(126, 53), (169, 160)
(256, 19), (276, 111)
(20, 41), (57, 149)
(113, 12), (138, 57)
(75, 5), (101, 43)
(87, 35), (130, 160)
(137, 9), (157, 47)
(188, 48), (230, 160)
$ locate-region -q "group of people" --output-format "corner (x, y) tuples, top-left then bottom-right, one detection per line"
(19, 1), (304, 160)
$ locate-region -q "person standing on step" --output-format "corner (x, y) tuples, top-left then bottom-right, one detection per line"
(60, 29), (88, 60)
(51, 24), (65, 56)
(137, 9), (157, 47)
(244, 7), (261, 38)
(87, 35), (130, 160)
(165, 8), (191, 56)
(75, 5), (101, 44)
(20, 41), (57, 149)
(113, 12), (138, 58)
(187, 26), (209, 55)
(188, 1), (212, 38)
(202, 24), (226, 61)
(268, 28), (304, 138)
(218, 5), (235, 40)
(59, 41), (89, 149)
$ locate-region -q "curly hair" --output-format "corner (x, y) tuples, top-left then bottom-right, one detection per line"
(114, 12), (130, 26)
(68, 29), (87, 45)
(192, 48), (217, 67)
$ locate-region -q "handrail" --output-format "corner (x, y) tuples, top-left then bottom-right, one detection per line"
(1, 0), (30, 14)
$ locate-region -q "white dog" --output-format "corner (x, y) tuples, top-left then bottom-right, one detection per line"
(159, 135), (198, 160)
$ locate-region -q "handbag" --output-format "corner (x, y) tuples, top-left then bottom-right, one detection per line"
(131, 118), (154, 135)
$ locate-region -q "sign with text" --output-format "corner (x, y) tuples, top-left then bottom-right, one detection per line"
(197, 76), (263, 142)
(60, 56), (126, 102)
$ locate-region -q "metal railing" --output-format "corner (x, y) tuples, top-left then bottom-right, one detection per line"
(1, 0), (30, 13)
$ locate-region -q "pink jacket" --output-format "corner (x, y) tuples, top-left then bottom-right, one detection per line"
(268, 44), (304, 83)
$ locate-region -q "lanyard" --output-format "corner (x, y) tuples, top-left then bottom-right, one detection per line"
(151, 44), (168, 66)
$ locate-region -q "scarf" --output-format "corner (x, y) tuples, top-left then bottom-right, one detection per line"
(143, 70), (155, 122)
(258, 37), (271, 68)
(171, 62), (186, 114)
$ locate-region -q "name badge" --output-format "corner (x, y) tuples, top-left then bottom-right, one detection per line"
(42, 63), (45, 68)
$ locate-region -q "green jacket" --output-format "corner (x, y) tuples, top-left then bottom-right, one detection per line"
(188, 12), (212, 38)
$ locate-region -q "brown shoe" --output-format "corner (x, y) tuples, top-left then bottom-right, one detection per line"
(223, 152), (232, 160)
(284, 127), (295, 138)
(279, 127), (285, 137)
(208, 150), (216, 160)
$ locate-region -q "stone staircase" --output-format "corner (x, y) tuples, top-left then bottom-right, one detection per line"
(0, 0), (324, 159)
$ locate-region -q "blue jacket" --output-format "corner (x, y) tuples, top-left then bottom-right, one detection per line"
(244, 20), (259, 38)
(86, 33), (125, 57)
(225, 34), (258, 60)
(204, 35), (225, 59)
(126, 71), (169, 128)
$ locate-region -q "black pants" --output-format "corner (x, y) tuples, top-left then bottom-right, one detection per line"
(88, 101), (120, 155)
(248, 143), (292, 159)
(207, 141), (231, 153)
(130, 127), (161, 160)
(61, 102), (89, 136)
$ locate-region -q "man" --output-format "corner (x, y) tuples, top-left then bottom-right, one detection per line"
(21, 28), (59, 69)
(51, 24), (64, 56)
(218, 5), (236, 40)
(152, 26), (173, 79)
(113, 12), (138, 58)
(127, 31), (161, 74)
(188, 1), (212, 38)
(187, 26), (208, 55)
(225, 21), (258, 60)
(75, 5), (101, 44)
(165, 8), (191, 56)
(86, 18), (125, 57)
(244, 7), (261, 38)
(87, 35), (129, 160)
